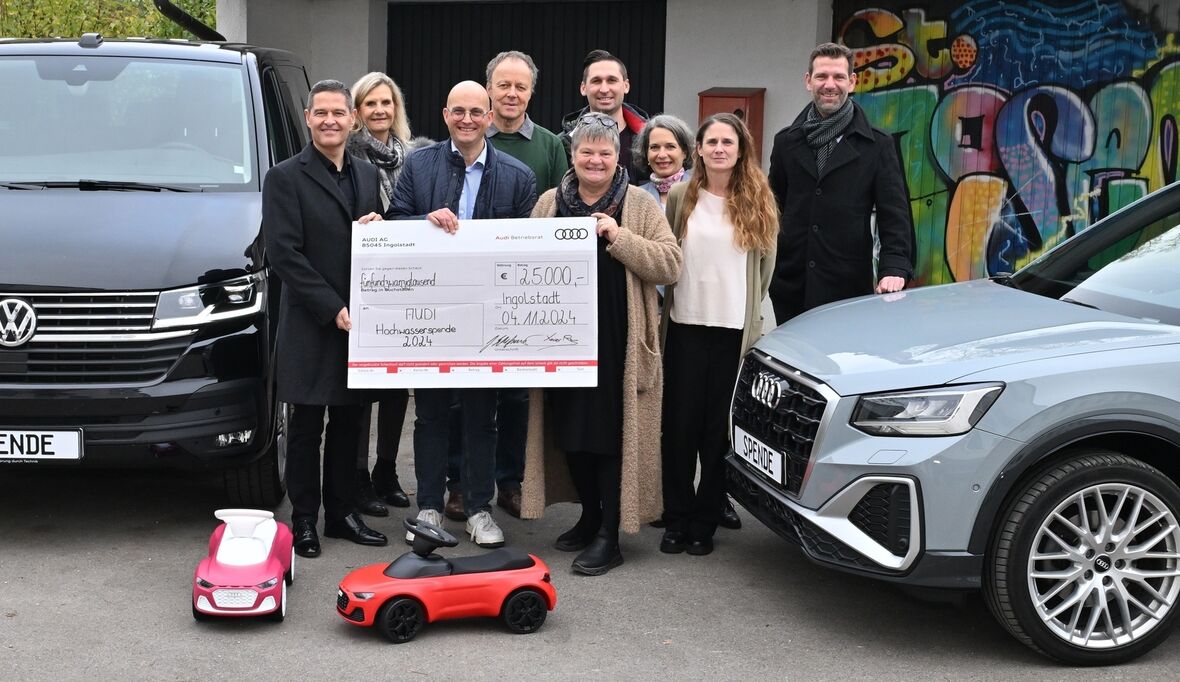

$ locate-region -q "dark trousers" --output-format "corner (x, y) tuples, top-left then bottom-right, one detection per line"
(661, 321), (743, 540)
(495, 388), (528, 491)
(566, 450), (622, 542)
(355, 390), (410, 470)
(413, 388), (498, 515)
(288, 403), (364, 524)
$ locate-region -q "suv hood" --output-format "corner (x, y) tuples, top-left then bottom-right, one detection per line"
(755, 280), (1180, 396)
(0, 191), (263, 291)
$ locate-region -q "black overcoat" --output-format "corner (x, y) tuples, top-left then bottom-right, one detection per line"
(767, 102), (914, 322)
(263, 143), (381, 405)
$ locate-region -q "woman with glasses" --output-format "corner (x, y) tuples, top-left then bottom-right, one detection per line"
(658, 113), (778, 556)
(633, 114), (694, 209)
(521, 113), (682, 576)
(347, 72), (417, 516)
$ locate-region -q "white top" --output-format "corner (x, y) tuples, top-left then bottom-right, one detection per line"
(671, 189), (747, 329)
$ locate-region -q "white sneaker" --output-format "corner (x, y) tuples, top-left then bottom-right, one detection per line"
(466, 510), (505, 548)
(406, 508), (443, 544)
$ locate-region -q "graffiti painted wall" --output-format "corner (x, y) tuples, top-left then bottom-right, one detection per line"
(833, 0), (1180, 284)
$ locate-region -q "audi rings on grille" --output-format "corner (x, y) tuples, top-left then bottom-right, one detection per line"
(751, 371), (784, 410)
(554, 228), (589, 240)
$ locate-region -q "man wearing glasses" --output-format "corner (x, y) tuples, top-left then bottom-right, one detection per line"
(386, 80), (537, 548)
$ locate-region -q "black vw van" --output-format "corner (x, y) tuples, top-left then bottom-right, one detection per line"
(0, 33), (313, 505)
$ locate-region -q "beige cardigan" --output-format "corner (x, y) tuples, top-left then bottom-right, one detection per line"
(659, 182), (777, 354)
(520, 185), (683, 533)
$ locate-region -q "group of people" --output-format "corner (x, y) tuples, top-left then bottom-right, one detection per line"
(262, 42), (914, 577)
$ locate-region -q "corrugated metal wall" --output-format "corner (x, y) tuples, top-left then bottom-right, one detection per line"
(387, 1), (666, 143)
(832, 0), (1180, 284)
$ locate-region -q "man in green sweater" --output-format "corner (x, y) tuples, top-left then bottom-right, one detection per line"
(485, 50), (569, 193)
(482, 50), (569, 519)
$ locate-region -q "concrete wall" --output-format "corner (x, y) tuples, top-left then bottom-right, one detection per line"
(664, 0), (833, 167)
(217, 0), (387, 84)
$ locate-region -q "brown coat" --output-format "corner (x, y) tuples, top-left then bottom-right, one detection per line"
(520, 185), (683, 533)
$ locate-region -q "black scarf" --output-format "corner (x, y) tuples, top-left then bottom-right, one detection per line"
(347, 129), (405, 207)
(556, 166), (629, 219)
(802, 99), (854, 175)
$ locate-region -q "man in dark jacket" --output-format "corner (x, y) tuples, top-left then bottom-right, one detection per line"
(263, 80), (389, 557)
(767, 42), (914, 325)
(556, 49), (648, 184)
(386, 80), (537, 549)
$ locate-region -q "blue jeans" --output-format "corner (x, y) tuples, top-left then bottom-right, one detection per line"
(446, 388), (527, 493)
(413, 388), (497, 515)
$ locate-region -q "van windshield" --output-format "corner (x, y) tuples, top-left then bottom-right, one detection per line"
(0, 55), (254, 191)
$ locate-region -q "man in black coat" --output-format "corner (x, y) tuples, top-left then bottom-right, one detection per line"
(387, 80), (537, 549)
(767, 42), (914, 325)
(263, 79), (388, 557)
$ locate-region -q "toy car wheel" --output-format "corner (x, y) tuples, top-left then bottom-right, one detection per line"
(192, 602), (209, 622)
(377, 597), (425, 643)
(985, 451), (1180, 665)
(501, 588), (547, 634)
(285, 547), (295, 586)
(269, 581), (287, 622)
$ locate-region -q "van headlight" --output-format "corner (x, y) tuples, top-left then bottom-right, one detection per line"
(154, 272), (265, 329)
(851, 383), (1003, 436)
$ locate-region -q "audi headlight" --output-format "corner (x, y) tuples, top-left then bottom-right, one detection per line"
(195, 577), (214, 589)
(851, 383), (1003, 436)
(257, 578), (279, 589)
(353, 592), (375, 601)
(154, 272), (265, 329)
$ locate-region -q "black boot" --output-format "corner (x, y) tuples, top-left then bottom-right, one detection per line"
(572, 529), (623, 576)
(719, 495), (741, 530)
(372, 459), (410, 508)
(354, 469), (389, 517)
(556, 452), (602, 551)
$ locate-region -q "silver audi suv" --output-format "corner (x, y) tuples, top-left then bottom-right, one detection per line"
(728, 182), (1180, 665)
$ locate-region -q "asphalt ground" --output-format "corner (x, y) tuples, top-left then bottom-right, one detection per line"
(2, 397), (1179, 680)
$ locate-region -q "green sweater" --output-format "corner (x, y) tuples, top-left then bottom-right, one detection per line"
(487, 118), (569, 194)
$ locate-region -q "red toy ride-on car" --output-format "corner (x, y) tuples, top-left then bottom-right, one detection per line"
(336, 518), (556, 642)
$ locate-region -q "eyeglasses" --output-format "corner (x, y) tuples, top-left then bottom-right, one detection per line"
(577, 113), (618, 129)
(447, 107), (488, 121)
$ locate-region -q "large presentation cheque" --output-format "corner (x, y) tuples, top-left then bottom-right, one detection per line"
(347, 217), (598, 389)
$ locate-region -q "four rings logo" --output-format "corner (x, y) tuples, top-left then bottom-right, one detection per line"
(750, 371), (783, 410)
(0, 298), (37, 348)
(554, 228), (589, 240)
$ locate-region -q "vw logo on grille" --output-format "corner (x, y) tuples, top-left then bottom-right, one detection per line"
(750, 370), (784, 410)
(554, 228), (589, 240)
(0, 298), (36, 348)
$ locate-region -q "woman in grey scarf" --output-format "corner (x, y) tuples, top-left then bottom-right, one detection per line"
(348, 71), (415, 514)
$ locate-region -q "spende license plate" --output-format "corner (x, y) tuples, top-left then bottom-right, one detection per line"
(733, 425), (783, 484)
(0, 429), (83, 462)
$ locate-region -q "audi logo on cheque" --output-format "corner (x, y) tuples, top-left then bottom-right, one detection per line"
(554, 228), (589, 240)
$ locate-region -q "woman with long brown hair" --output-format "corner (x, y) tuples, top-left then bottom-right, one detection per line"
(659, 113), (778, 555)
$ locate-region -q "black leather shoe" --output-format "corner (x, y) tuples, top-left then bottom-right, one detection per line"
(687, 537), (714, 556)
(355, 470), (389, 517)
(553, 523), (597, 552)
(719, 497), (742, 530)
(572, 532), (623, 576)
(372, 462), (411, 508)
(648, 518), (666, 529)
(444, 489), (467, 521)
(659, 530), (687, 554)
(324, 513), (388, 546)
(292, 519), (320, 558)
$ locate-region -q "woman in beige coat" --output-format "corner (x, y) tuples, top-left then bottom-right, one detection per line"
(520, 113), (682, 576)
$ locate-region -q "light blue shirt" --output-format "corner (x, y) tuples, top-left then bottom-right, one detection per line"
(450, 141), (488, 220)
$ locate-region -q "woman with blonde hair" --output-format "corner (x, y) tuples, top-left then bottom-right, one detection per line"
(348, 71), (412, 210)
(348, 72), (415, 516)
(658, 113), (778, 556)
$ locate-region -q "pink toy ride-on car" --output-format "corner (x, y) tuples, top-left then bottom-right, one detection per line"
(192, 509), (294, 622)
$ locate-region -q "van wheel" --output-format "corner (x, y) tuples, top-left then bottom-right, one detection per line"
(985, 451), (1180, 665)
(223, 402), (288, 508)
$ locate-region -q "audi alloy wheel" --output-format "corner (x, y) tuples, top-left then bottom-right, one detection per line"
(986, 451), (1180, 665)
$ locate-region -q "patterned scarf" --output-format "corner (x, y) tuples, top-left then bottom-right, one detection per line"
(802, 99), (854, 176)
(556, 165), (630, 219)
(650, 167), (687, 194)
(347, 128), (406, 207)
